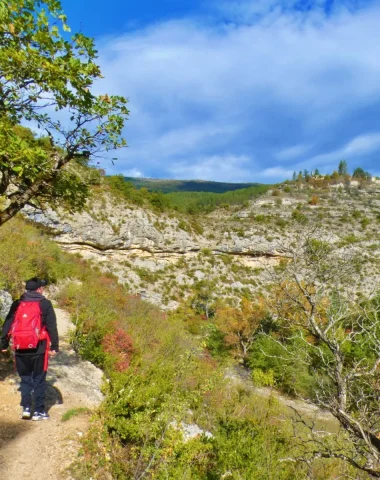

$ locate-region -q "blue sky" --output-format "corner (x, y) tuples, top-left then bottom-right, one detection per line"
(62, 0), (380, 182)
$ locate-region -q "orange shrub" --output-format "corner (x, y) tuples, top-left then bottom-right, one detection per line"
(309, 195), (319, 205)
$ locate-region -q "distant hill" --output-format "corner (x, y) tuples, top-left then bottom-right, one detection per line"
(123, 177), (261, 194)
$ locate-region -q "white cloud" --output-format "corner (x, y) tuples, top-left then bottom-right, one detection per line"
(342, 133), (380, 157)
(259, 166), (294, 179)
(94, 2), (380, 181)
(275, 144), (311, 160)
(307, 132), (380, 167)
(152, 124), (239, 158)
(212, 0), (357, 24)
(122, 168), (144, 178)
(169, 154), (253, 182)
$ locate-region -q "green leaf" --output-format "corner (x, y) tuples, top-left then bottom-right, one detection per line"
(0, 0), (128, 225)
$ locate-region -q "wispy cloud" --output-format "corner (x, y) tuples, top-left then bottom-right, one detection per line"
(96, 1), (380, 181)
(122, 168), (144, 177)
(260, 166), (295, 179)
(306, 132), (380, 169)
(169, 154), (252, 182)
(275, 144), (311, 160)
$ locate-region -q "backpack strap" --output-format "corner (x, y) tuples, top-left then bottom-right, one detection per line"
(38, 300), (51, 371)
(39, 327), (51, 371)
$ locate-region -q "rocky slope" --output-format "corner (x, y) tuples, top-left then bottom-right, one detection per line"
(22, 181), (380, 309)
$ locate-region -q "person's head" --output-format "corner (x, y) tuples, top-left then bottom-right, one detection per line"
(25, 277), (47, 293)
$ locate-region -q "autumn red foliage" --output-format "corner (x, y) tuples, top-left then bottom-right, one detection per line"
(102, 327), (134, 372)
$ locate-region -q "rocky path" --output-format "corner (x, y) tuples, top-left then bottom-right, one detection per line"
(0, 308), (103, 479)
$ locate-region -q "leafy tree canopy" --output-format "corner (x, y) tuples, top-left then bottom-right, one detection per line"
(0, 0), (129, 224)
(352, 167), (371, 180)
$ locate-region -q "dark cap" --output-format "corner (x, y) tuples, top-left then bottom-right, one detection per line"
(25, 277), (47, 291)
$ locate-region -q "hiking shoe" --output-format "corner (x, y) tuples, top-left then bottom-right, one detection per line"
(21, 407), (31, 420)
(32, 411), (50, 421)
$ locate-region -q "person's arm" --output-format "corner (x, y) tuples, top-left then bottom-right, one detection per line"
(0, 300), (19, 351)
(41, 299), (59, 352)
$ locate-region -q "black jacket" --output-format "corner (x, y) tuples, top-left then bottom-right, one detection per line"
(0, 291), (59, 354)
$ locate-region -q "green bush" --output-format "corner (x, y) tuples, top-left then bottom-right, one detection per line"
(291, 210), (308, 224)
(0, 218), (82, 296)
(248, 335), (317, 398)
(252, 368), (275, 387)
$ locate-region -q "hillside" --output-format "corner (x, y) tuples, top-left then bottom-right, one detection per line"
(4, 1), (380, 477)
(1, 175), (380, 479)
(123, 176), (260, 193)
(0, 216), (314, 479)
(23, 177), (380, 310)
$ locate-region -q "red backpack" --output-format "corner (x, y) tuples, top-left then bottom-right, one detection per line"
(10, 301), (45, 350)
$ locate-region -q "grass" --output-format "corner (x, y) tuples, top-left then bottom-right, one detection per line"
(62, 407), (91, 422)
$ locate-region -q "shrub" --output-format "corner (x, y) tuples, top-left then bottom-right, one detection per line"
(360, 217), (371, 230)
(291, 210), (308, 224)
(275, 218), (288, 228)
(178, 220), (188, 231)
(252, 368), (275, 387)
(102, 327), (134, 372)
(248, 335), (317, 398)
(309, 195), (319, 205)
(255, 214), (270, 223)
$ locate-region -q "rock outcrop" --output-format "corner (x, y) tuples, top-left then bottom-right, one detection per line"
(0, 290), (12, 319)
(21, 182), (380, 309)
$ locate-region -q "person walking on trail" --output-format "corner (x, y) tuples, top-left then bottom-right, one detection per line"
(0, 277), (59, 421)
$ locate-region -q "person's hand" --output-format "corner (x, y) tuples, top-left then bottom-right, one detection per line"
(48, 350), (57, 357)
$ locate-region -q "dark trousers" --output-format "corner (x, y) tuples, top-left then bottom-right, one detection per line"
(15, 354), (46, 412)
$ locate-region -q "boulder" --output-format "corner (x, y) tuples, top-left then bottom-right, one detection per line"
(0, 290), (12, 319)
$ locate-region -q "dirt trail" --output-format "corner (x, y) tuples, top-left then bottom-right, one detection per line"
(0, 307), (103, 479)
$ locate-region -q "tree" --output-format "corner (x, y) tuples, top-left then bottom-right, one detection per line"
(338, 160), (348, 176)
(0, 0), (129, 225)
(266, 230), (380, 477)
(292, 171), (297, 182)
(191, 279), (217, 320)
(215, 297), (267, 362)
(314, 168), (320, 176)
(353, 167), (371, 180)
(331, 170), (339, 183)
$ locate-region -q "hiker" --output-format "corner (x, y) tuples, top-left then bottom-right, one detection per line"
(0, 277), (59, 421)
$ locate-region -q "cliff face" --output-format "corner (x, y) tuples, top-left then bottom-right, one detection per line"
(22, 182), (380, 309)
(22, 194), (283, 257)
(23, 199), (200, 253)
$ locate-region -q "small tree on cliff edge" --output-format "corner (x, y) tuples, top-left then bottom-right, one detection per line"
(0, 0), (129, 226)
(267, 229), (380, 477)
(338, 160), (348, 176)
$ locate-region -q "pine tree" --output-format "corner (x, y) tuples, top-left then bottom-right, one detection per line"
(338, 160), (348, 176)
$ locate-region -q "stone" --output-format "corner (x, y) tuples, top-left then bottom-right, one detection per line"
(0, 290), (12, 319)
